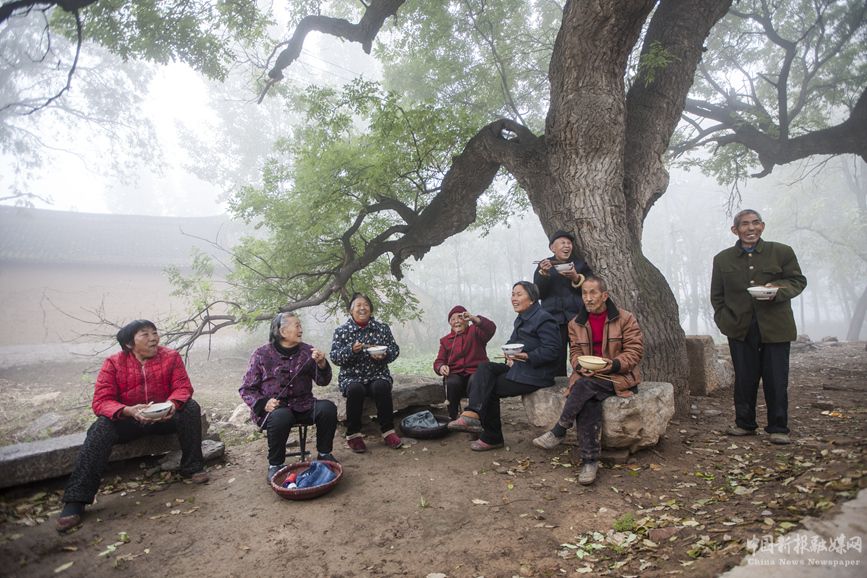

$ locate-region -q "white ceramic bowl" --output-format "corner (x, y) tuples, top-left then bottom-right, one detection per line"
(141, 401), (173, 419)
(502, 343), (524, 355)
(577, 355), (607, 371)
(365, 345), (387, 356)
(747, 286), (778, 300)
(554, 263), (573, 273)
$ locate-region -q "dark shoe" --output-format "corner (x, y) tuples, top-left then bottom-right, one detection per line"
(56, 514), (82, 533)
(383, 430), (403, 449)
(186, 471), (209, 484)
(448, 414), (482, 434)
(56, 502), (85, 533)
(267, 464), (284, 484)
(470, 439), (504, 451)
(726, 426), (757, 436)
(317, 452), (339, 463)
(769, 433), (791, 445)
(533, 431), (565, 450)
(347, 434), (367, 453)
(578, 461), (599, 485)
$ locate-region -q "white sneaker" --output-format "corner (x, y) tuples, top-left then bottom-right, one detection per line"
(578, 461), (598, 485)
(532, 431), (564, 450)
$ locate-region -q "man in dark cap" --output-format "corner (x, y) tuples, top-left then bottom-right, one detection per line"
(534, 230), (593, 376)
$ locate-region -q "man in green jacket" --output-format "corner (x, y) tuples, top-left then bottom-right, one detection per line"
(711, 210), (807, 445)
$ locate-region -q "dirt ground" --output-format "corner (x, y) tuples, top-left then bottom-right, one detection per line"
(0, 342), (865, 577)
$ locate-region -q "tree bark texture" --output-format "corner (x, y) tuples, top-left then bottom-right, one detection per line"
(521, 0), (732, 415)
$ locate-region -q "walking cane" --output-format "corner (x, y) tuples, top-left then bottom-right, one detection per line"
(259, 355), (315, 431)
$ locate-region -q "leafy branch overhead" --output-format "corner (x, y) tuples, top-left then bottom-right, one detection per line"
(674, 0), (867, 183)
(164, 80), (532, 351)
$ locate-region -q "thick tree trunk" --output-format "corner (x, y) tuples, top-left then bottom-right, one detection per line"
(528, 175), (690, 414)
(520, 0), (721, 416)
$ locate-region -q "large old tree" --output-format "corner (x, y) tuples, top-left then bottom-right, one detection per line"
(3, 0), (866, 413)
(242, 0), (865, 414)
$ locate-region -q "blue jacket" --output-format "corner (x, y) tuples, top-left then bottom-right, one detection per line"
(329, 317), (400, 394)
(505, 302), (561, 388)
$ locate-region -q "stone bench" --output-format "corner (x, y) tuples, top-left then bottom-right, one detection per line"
(330, 375), (445, 421)
(522, 379), (675, 454)
(229, 375), (446, 426)
(0, 411), (221, 489)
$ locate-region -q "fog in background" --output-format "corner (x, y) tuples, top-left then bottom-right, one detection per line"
(2, 26), (865, 366)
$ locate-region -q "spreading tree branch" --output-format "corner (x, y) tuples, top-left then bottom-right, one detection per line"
(258, 0), (405, 102)
(623, 0), (733, 234)
(165, 118), (542, 354)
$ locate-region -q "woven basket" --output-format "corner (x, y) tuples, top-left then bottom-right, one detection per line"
(399, 414), (450, 440)
(271, 461), (343, 500)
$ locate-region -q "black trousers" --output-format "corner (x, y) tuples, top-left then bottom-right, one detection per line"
(264, 400), (337, 466)
(728, 318), (791, 434)
(344, 379), (394, 435)
(444, 373), (471, 419)
(63, 399), (204, 504)
(558, 377), (615, 461)
(555, 324), (569, 377)
(467, 362), (538, 445)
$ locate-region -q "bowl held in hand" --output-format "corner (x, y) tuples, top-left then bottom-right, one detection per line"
(577, 355), (607, 371)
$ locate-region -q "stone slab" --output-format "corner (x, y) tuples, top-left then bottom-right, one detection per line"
(319, 375), (445, 422)
(0, 409), (213, 489)
(522, 380), (675, 453)
(685, 335), (734, 396)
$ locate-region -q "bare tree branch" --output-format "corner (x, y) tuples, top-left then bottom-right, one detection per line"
(258, 0), (405, 103)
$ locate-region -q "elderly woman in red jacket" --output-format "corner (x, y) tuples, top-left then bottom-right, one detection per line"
(433, 305), (497, 419)
(56, 320), (208, 532)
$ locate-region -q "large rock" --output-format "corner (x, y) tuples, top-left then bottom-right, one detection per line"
(522, 380), (675, 453)
(0, 408), (216, 489)
(685, 335), (734, 396)
(522, 377), (572, 427)
(602, 382), (675, 452)
(319, 375), (445, 422)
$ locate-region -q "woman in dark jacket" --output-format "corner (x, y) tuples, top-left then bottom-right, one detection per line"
(433, 305), (497, 419)
(329, 293), (402, 453)
(240, 312), (337, 483)
(447, 281), (560, 450)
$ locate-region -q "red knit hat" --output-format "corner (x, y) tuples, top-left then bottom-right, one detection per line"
(448, 305), (467, 321)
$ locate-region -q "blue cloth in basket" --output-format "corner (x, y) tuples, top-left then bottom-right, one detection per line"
(295, 461), (336, 489)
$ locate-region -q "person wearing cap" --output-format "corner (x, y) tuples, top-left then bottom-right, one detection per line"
(433, 306), (497, 419)
(711, 209), (806, 445)
(56, 320), (208, 533)
(534, 229), (593, 376)
(448, 281), (560, 451)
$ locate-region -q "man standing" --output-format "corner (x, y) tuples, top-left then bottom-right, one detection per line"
(534, 230), (593, 376)
(711, 210), (807, 445)
(532, 276), (643, 485)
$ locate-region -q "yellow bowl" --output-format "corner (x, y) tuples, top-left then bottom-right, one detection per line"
(577, 355), (607, 371)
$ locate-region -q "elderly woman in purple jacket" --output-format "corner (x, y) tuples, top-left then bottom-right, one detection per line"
(240, 312), (338, 483)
